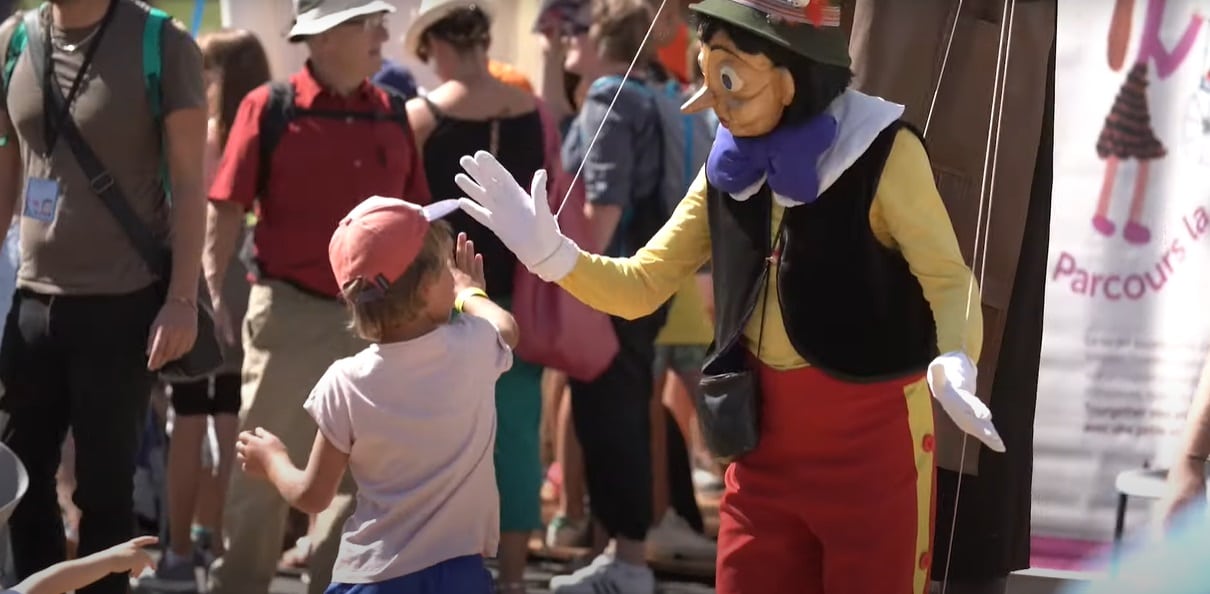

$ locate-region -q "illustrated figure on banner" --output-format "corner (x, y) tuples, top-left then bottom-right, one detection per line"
(1181, 40), (1210, 165)
(1094, 0), (1204, 245)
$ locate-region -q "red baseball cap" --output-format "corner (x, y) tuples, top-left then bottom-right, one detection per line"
(329, 196), (459, 300)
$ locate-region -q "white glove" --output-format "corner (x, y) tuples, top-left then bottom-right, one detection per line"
(927, 352), (1006, 453)
(455, 151), (580, 282)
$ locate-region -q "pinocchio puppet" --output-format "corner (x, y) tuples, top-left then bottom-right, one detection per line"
(454, 0), (1006, 592)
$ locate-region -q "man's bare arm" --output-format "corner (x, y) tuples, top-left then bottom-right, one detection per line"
(0, 111), (23, 229)
(163, 106), (208, 302)
(203, 201), (245, 303)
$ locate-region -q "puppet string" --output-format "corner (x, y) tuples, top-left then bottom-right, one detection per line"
(924, 0), (968, 138)
(937, 1), (1016, 593)
(554, 0), (670, 218)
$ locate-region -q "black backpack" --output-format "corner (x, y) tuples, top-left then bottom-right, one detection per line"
(240, 81), (411, 282)
(254, 81), (411, 196)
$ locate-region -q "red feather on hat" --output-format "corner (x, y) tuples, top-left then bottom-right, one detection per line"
(804, 0), (827, 27)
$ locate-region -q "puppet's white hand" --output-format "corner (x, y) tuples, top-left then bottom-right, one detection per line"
(456, 151), (579, 282)
(927, 352), (1006, 453)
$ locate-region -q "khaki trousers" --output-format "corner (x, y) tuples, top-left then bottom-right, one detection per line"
(208, 281), (364, 594)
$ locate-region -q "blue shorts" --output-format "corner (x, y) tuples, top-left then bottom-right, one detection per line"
(324, 555), (493, 594)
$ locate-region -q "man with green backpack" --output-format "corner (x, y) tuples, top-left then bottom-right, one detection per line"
(0, 1), (206, 593)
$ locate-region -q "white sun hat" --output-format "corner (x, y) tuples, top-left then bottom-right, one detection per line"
(403, 0), (495, 59)
(288, 0), (397, 43)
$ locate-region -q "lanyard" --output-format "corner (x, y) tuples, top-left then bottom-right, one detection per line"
(41, 0), (117, 155)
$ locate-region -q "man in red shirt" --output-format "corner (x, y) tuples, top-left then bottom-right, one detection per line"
(202, 2), (429, 592)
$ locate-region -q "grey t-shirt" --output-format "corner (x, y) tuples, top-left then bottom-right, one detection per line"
(561, 76), (661, 257)
(0, 3), (205, 295)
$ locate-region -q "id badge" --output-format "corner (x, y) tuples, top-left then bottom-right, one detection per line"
(23, 177), (60, 223)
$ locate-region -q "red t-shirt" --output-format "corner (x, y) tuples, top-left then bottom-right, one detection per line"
(209, 65), (431, 298)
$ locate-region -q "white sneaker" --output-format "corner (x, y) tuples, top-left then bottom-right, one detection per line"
(549, 553), (655, 594)
(647, 512), (717, 561)
(692, 468), (723, 491)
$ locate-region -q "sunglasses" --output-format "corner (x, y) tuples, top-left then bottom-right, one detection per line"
(342, 13), (388, 32)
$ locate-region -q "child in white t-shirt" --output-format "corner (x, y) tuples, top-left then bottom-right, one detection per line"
(236, 197), (518, 593)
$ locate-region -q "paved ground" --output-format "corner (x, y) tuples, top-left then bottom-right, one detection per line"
(142, 554), (716, 593)
(262, 561), (716, 594)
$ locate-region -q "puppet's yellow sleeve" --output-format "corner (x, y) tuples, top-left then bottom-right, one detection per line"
(556, 170), (713, 319)
(869, 129), (983, 363)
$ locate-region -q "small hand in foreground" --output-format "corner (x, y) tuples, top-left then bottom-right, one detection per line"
(237, 427), (287, 479)
(100, 535), (157, 576)
(1155, 456), (1207, 534)
(146, 299), (198, 371)
(927, 353), (1006, 452)
(452, 232), (486, 294)
(456, 151), (579, 282)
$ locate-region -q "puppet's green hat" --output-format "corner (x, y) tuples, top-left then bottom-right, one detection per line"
(689, 0), (851, 68)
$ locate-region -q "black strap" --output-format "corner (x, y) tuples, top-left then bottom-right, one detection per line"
(39, 0), (117, 155)
(24, 11), (168, 277)
(255, 81), (293, 198)
(421, 95), (444, 122)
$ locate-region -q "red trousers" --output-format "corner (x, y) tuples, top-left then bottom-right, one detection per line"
(716, 363), (937, 594)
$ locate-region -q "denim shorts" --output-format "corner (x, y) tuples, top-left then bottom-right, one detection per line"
(324, 555), (493, 594)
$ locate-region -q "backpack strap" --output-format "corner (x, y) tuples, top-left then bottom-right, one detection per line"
(0, 17), (26, 148)
(256, 81), (295, 198)
(3, 19), (26, 99)
(376, 83), (411, 130)
(143, 7), (170, 198)
(255, 82), (410, 198)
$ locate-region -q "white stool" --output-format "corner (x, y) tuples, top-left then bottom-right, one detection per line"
(1112, 466), (1168, 548)
(0, 441), (28, 585)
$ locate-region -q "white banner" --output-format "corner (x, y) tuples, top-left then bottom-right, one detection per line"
(1037, 0), (1210, 548)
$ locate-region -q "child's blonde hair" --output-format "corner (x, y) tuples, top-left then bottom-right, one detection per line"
(342, 220), (453, 342)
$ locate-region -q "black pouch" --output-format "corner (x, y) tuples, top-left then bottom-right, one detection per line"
(697, 340), (761, 463)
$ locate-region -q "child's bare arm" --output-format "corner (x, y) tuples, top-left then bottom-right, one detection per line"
(238, 428), (349, 515)
(452, 231), (519, 348)
(13, 536), (156, 594)
(460, 296), (518, 348)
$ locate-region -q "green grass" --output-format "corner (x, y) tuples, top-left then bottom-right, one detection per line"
(19, 0), (223, 35)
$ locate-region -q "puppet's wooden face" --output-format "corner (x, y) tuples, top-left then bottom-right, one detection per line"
(682, 29), (795, 138)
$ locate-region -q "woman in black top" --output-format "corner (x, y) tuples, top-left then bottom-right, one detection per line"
(404, 4), (546, 593)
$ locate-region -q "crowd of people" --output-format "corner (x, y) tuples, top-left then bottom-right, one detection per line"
(5, 1), (1206, 594)
(0, 0), (723, 592)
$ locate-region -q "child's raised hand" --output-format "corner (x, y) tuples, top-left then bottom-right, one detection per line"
(100, 535), (157, 576)
(237, 427), (286, 479)
(452, 232), (487, 294)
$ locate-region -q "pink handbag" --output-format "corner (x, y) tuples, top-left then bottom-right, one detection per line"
(510, 101), (619, 381)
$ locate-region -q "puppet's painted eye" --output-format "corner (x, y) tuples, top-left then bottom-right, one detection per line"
(719, 66), (744, 92)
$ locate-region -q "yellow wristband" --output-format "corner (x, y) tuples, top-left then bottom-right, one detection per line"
(455, 287), (488, 313)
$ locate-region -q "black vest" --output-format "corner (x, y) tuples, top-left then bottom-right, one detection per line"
(705, 122), (938, 382)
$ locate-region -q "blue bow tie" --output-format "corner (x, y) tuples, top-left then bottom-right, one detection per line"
(705, 113), (839, 205)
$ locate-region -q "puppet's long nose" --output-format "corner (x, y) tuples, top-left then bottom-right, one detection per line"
(681, 85), (715, 114)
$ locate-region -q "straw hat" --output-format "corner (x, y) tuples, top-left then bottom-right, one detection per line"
(403, 0), (496, 59)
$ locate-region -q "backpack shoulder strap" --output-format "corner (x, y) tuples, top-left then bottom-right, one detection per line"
(143, 7), (170, 196)
(256, 81), (295, 197)
(3, 18), (27, 98)
(143, 7), (169, 122)
(373, 82), (411, 130)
